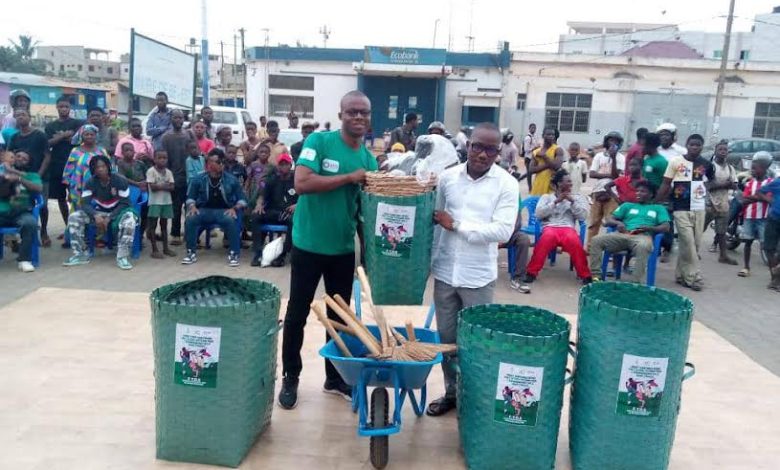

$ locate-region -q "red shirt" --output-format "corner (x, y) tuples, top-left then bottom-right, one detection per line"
(625, 142), (644, 166)
(196, 137), (215, 155)
(743, 177), (773, 219)
(613, 175), (645, 203)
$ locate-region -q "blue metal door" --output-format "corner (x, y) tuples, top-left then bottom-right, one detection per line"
(361, 76), (437, 137)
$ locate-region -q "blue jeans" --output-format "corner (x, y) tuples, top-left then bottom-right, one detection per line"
(0, 212), (37, 262)
(184, 208), (240, 253)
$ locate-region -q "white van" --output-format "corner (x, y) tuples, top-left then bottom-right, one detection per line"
(142, 105), (253, 147)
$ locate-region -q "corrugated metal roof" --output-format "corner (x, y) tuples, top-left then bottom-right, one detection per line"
(0, 71), (111, 90)
(621, 41), (703, 59)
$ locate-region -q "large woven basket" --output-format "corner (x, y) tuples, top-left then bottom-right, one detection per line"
(360, 190), (435, 305)
(569, 282), (694, 470)
(458, 305), (571, 470)
(150, 276), (281, 467)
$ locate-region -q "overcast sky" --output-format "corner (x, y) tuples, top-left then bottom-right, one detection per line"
(1, 0), (777, 62)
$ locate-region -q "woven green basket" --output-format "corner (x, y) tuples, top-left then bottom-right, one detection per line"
(569, 282), (695, 470)
(457, 304), (571, 470)
(360, 190), (435, 305)
(150, 276), (281, 467)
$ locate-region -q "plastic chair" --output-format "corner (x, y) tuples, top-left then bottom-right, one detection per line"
(0, 194), (44, 267)
(197, 210), (244, 253)
(599, 227), (664, 286)
(87, 186), (147, 259)
(506, 198), (525, 276)
(534, 219), (586, 270)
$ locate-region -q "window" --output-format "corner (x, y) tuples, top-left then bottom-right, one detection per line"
(59, 64), (64, 71)
(107, 67), (113, 74)
(544, 93), (591, 133)
(211, 111), (238, 125)
(241, 111), (252, 125)
(516, 93), (527, 111)
(730, 140), (752, 153)
(752, 102), (780, 140)
(268, 74), (314, 91)
(713, 50), (723, 59)
(465, 106), (496, 124)
(88, 65), (94, 72)
(268, 95), (314, 118)
(78, 64), (83, 71)
(739, 50), (750, 60)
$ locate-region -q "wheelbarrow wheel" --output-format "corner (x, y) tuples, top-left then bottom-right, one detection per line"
(369, 387), (389, 469)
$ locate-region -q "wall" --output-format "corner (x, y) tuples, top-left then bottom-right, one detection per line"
(444, 67), (505, 132)
(506, 52), (780, 149)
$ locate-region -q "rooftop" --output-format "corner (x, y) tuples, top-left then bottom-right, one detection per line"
(622, 40), (703, 59)
(566, 21), (677, 34)
(0, 71), (111, 91)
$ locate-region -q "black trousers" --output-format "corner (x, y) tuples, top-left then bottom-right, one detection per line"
(170, 184), (187, 237)
(282, 246), (354, 381)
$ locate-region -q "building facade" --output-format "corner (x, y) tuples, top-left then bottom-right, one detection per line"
(504, 52), (780, 150)
(36, 46), (122, 83)
(0, 72), (108, 123)
(558, 8), (780, 63)
(244, 44), (510, 134)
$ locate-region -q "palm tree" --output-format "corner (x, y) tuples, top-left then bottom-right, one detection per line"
(9, 35), (39, 61)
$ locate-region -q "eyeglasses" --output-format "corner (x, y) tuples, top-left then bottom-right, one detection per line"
(470, 142), (500, 158)
(344, 109), (371, 118)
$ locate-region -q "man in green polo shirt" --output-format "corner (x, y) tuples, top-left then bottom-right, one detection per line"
(0, 150), (43, 273)
(588, 180), (670, 283)
(279, 90), (378, 410)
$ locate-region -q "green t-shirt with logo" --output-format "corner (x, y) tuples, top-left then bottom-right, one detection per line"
(642, 153), (668, 190)
(293, 131), (378, 255)
(612, 202), (670, 233)
(0, 171), (41, 216)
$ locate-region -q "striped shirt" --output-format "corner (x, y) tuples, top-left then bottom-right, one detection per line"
(743, 177), (773, 219)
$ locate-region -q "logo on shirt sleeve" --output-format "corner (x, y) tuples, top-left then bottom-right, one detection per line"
(647, 210), (657, 218)
(300, 148), (317, 161)
(322, 159), (340, 173)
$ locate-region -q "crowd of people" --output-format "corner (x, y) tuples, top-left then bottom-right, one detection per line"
(1, 87), (778, 415)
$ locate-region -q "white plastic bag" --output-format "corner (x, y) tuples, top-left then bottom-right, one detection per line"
(413, 134), (460, 178)
(260, 236), (285, 267)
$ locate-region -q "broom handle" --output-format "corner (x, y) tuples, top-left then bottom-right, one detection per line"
(333, 294), (374, 339)
(312, 303), (352, 358)
(405, 320), (416, 342)
(356, 267), (390, 349)
(330, 321), (356, 335)
(324, 295), (382, 356)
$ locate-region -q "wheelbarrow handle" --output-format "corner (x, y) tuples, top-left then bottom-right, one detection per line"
(682, 362), (695, 381)
(266, 320), (283, 336)
(424, 303), (435, 329)
(565, 342), (577, 385)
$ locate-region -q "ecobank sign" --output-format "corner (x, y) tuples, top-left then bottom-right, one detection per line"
(365, 46), (447, 66)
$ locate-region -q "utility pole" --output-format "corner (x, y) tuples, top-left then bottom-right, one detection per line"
(433, 19), (440, 48)
(466, 0), (475, 52)
(712, 0), (736, 141)
(263, 28), (270, 116)
(220, 41), (225, 99)
(319, 25), (331, 48)
(239, 27), (246, 109)
(200, 0), (209, 106)
(233, 33), (238, 105)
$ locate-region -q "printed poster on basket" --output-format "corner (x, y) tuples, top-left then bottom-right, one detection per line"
(616, 354), (668, 417)
(494, 362), (543, 427)
(174, 323), (221, 388)
(374, 202), (416, 259)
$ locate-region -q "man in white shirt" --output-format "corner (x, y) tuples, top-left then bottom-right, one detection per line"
(426, 122), (519, 417)
(656, 122), (687, 161)
(587, 131), (625, 248)
(523, 123), (541, 192)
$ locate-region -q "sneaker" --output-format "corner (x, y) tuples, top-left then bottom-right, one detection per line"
(270, 254), (286, 267)
(581, 277), (594, 285)
(250, 253), (262, 267)
(181, 250), (198, 265)
(278, 375), (299, 410)
(62, 255), (90, 267)
(510, 277), (531, 293)
(522, 273), (536, 284)
(17, 261), (35, 273)
(227, 251), (240, 267)
(116, 257), (133, 270)
(323, 379), (352, 401)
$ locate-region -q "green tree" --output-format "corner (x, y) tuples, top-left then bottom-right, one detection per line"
(0, 36), (45, 74)
(9, 35), (39, 61)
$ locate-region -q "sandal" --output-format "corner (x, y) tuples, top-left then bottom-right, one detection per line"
(426, 396), (457, 417)
(738, 269), (750, 277)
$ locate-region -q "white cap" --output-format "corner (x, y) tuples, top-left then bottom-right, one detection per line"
(656, 122), (677, 133)
(752, 151), (773, 165)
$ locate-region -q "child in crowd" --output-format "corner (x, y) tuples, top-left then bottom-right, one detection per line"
(739, 152), (773, 278)
(185, 140), (205, 187)
(145, 150), (176, 259)
(607, 157), (646, 204)
(224, 144), (246, 185)
(116, 142), (148, 189)
(563, 142), (588, 194)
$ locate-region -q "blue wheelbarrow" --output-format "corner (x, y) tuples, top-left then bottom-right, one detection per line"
(318, 282), (440, 469)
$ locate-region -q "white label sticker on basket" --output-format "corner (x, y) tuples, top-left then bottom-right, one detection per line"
(174, 323), (222, 388)
(616, 354), (668, 417)
(494, 362), (543, 427)
(374, 202), (416, 259)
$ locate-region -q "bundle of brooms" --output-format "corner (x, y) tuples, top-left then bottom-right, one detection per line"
(311, 267), (456, 361)
(363, 171), (436, 196)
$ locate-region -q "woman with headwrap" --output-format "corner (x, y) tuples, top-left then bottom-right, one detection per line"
(62, 124), (109, 212)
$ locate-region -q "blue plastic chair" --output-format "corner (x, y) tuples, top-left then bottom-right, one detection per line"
(86, 186), (147, 259)
(0, 194), (44, 267)
(197, 211), (244, 253)
(599, 227), (664, 286)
